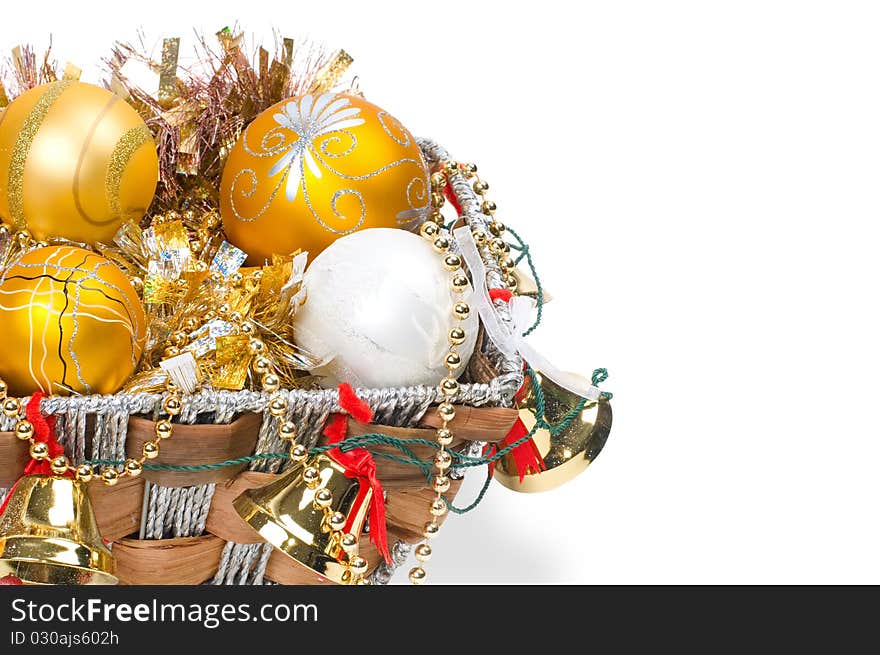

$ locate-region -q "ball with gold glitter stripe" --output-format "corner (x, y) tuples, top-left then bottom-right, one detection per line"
(0, 80), (158, 245)
(0, 245), (147, 396)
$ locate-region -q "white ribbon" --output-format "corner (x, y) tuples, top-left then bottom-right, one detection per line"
(159, 351), (200, 395)
(453, 227), (602, 402)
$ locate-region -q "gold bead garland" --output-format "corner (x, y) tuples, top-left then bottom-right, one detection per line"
(460, 162), (516, 290)
(253, 344), (370, 584)
(408, 158), (510, 585)
(0, 375), (183, 485)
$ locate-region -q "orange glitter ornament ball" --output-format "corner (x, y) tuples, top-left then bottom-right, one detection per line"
(220, 92), (429, 264)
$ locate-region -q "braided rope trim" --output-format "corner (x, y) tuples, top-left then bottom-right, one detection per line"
(29, 374), (520, 423)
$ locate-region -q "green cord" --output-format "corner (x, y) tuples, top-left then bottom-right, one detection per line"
(84, 364), (608, 476)
(445, 470), (493, 514)
(504, 226), (543, 337)
(84, 363), (611, 517)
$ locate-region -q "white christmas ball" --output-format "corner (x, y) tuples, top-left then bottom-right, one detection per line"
(294, 228), (479, 389)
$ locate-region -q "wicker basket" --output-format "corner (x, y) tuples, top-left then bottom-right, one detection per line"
(0, 139), (524, 585)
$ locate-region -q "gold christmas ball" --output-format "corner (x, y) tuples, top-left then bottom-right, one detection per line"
(0, 80), (158, 245)
(0, 245), (146, 396)
(220, 92), (429, 264)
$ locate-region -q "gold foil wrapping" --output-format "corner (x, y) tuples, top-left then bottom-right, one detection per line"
(158, 37), (180, 109)
(104, 207), (311, 392)
(61, 62), (81, 81)
(307, 50), (354, 94)
(212, 335), (252, 389)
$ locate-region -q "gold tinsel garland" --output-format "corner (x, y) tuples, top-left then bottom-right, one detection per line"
(106, 27), (355, 210)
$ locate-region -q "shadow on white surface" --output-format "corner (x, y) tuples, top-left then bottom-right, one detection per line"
(389, 471), (582, 585)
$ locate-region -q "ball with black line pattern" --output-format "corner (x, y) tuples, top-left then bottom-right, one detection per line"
(0, 245), (146, 396)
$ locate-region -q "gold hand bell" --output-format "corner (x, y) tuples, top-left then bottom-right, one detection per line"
(234, 452), (372, 585)
(493, 370), (613, 493)
(0, 475), (117, 585)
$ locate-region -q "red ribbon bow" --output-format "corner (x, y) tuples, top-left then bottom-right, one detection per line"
(489, 288), (514, 303)
(443, 182), (463, 217)
(322, 384), (391, 564)
(487, 371), (547, 481)
(0, 392), (66, 518)
(490, 416), (546, 482)
(23, 392), (65, 477)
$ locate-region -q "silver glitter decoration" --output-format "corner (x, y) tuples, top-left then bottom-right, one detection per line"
(210, 241), (247, 276)
(185, 319), (236, 357)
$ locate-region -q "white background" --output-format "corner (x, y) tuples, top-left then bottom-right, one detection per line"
(2, 0), (879, 584)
